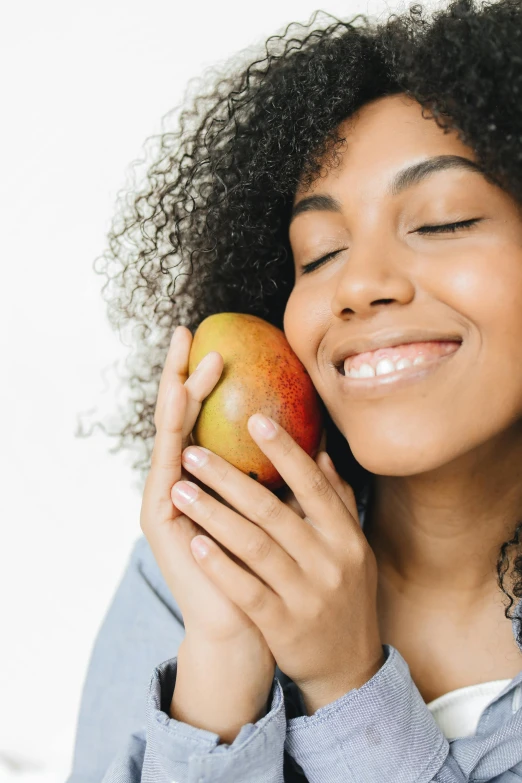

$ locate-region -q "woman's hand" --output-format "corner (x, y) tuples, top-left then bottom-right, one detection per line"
(140, 326), (275, 681)
(172, 412), (385, 716)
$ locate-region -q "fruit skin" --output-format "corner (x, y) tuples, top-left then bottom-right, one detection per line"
(188, 313), (324, 490)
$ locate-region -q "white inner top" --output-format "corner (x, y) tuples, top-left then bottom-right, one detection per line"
(425, 679), (513, 740)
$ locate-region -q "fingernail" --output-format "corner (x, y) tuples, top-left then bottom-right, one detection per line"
(183, 447), (208, 467)
(191, 536), (210, 558)
(249, 413), (277, 439)
(173, 481), (198, 503)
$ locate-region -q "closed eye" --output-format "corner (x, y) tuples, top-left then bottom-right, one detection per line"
(299, 219), (482, 275)
(415, 218), (482, 235)
(300, 248), (346, 275)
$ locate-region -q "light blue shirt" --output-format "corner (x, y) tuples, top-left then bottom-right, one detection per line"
(66, 515), (522, 782)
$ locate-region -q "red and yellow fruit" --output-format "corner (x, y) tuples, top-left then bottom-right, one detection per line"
(188, 313), (323, 490)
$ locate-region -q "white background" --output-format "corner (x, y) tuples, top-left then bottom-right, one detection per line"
(0, 0), (440, 780)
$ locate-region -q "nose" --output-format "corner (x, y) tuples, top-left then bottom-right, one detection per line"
(330, 240), (415, 319)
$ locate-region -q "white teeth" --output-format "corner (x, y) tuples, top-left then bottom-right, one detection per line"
(358, 363), (375, 378)
(375, 358), (395, 376)
(344, 355), (423, 379)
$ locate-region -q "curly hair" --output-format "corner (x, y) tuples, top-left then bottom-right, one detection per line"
(77, 0), (522, 645)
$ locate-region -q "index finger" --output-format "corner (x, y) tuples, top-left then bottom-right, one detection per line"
(247, 415), (360, 539)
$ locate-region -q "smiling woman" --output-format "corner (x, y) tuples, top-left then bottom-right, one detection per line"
(71, 0), (522, 781)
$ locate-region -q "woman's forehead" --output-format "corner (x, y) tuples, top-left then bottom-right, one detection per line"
(293, 95), (475, 203)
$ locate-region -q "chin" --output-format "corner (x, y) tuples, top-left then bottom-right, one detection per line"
(346, 428), (455, 478)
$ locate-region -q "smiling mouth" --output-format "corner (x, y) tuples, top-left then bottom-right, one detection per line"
(332, 341), (462, 398)
(335, 340), (462, 378)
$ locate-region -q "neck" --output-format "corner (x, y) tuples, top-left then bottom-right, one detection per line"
(363, 427), (522, 611)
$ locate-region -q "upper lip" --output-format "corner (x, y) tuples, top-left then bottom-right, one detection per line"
(331, 329), (463, 368)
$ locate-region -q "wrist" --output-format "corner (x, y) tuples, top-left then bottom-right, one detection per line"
(180, 630), (275, 682)
(297, 649), (386, 716)
(171, 634), (276, 744)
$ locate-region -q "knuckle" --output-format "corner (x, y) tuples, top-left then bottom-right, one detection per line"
(307, 468), (332, 499)
(155, 456), (182, 474)
(279, 435), (294, 459)
(349, 535), (369, 566)
(322, 565), (345, 592)
(256, 494), (284, 523)
(245, 533), (272, 563)
(214, 460), (231, 485)
(150, 446), (182, 474)
(243, 587), (267, 614)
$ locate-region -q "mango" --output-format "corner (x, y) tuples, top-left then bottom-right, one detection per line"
(188, 313), (323, 490)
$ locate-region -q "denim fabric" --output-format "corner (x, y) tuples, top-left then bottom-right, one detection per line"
(66, 531), (522, 783)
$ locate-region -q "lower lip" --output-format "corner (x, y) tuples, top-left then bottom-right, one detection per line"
(336, 342), (461, 398)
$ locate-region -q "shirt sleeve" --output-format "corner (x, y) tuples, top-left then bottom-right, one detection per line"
(66, 535), (287, 783)
(101, 656), (287, 783)
(284, 643), (522, 782)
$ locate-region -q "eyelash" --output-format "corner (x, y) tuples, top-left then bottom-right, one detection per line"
(300, 218), (481, 275)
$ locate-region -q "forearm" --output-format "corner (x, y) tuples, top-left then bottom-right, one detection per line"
(170, 636), (274, 745)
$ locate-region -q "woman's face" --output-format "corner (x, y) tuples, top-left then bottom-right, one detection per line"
(284, 93), (522, 476)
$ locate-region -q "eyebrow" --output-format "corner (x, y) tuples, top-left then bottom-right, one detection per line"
(290, 154), (486, 223)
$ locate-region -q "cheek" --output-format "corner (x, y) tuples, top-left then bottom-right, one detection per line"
(283, 288), (318, 370)
(442, 247), (522, 370)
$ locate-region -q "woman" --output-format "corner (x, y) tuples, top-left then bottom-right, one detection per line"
(68, 0), (522, 780)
